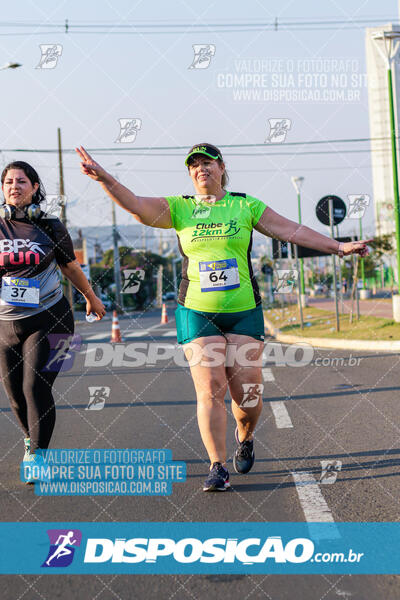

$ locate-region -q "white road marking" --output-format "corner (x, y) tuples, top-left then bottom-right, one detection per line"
(270, 401), (293, 428)
(124, 330), (149, 338)
(291, 471), (340, 540)
(262, 369), (293, 428)
(83, 319), (176, 341)
(81, 346), (97, 354)
(84, 332), (109, 341)
(291, 471), (335, 521)
(262, 367), (275, 382)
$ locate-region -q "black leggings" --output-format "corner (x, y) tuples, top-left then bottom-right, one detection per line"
(0, 296), (74, 452)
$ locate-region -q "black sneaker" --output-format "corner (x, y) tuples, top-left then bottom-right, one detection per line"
(203, 462), (231, 492)
(233, 427), (255, 474)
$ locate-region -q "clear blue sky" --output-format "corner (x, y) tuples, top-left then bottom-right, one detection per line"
(0, 0), (398, 236)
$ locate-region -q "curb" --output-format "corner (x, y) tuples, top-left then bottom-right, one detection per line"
(263, 314), (400, 353)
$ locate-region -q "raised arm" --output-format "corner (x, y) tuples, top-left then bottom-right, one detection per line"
(75, 146), (173, 229)
(255, 207), (371, 257)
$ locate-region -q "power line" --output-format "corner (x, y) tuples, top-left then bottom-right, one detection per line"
(29, 164), (374, 172)
(0, 17), (397, 27)
(0, 137), (392, 153)
(0, 17), (397, 35)
(0, 139), (393, 158)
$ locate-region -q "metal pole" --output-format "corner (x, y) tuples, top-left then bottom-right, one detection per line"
(294, 245), (304, 329)
(359, 217), (365, 289)
(335, 224), (344, 312)
(172, 260), (177, 298)
(297, 191), (305, 296)
(310, 257), (315, 289)
(387, 66), (400, 293)
(142, 224), (147, 252)
(172, 256), (182, 300)
(329, 198), (340, 331)
(111, 200), (123, 313)
(57, 127), (74, 316)
(157, 265), (163, 308)
(158, 230), (163, 255)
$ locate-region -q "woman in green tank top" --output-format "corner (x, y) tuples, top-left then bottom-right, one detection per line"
(76, 143), (371, 493)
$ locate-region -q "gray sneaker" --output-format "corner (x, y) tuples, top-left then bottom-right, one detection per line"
(203, 462), (231, 492)
(233, 427), (255, 474)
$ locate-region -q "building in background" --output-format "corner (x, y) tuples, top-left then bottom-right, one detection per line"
(72, 229), (89, 280)
(366, 23), (400, 237)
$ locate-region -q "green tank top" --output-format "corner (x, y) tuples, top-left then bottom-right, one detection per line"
(166, 192), (266, 313)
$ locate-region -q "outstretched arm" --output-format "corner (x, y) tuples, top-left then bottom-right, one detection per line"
(75, 146), (173, 229)
(255, 207), (372, 257)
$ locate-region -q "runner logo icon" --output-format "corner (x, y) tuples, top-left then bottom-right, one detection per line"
(121, 269), (145, 293)
(115, 118), (142, 143)
(240, 383), (264, 407)
(36, 44), (63, 69)
(44, 334), (81, 372)
(265, 118), (291, 144)
(42, 529), (82, 567)
(188, 44), (216, 69)
(86, 386), (110, 410)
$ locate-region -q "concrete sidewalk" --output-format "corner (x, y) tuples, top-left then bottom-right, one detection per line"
(264, 313), (400, 352)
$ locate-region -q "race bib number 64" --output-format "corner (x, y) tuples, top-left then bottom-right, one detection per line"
(199, 258), (240, 292)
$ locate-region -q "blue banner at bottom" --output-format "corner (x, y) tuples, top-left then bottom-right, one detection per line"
(0, 522), (398, 574)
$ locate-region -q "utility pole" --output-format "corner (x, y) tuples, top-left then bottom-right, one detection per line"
(111, 200), (123, 313)
(359, 217), (366, 289)
(172, 256), (182, 299)
(291, 176), (306, 306)
(142, 224), (147, 251)
(157, 265), (163, 308)
(158, 230), (163, 255)
(57, 127), (74, 315)
(329, 198), (340, 331)
(93, 237), (99, 263)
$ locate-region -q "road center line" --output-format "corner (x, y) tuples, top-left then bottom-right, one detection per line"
(262, 369), (293, 428)
(291, 471), (335, 521)
(84, 332), (108, 341)
(270, 401), (293, 428)
(262, 367), (275, 381)
(291, 471), (340, 540)
(124, 331), (149, 338)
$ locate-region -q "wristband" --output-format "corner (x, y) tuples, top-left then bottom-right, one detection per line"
(337, 242), (344, 258)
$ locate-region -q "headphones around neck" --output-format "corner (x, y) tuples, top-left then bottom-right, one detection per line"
(0, 203), (44, 221)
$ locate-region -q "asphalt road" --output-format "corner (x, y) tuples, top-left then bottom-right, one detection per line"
(0, 304), (399, 599)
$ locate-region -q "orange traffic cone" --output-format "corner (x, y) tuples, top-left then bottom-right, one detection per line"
(161, 303), (168, 324)
(110, 310), (123, 342)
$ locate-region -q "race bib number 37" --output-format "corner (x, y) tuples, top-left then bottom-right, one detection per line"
(1, 277), (40, 307)
(199, 258), (240, 292)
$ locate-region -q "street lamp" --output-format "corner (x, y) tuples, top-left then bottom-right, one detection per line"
(291, 176), (306, 301)
(0, 62), (22, 71)
(372, 30), (400, 319)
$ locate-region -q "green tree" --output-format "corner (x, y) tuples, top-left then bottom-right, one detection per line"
(93, 247), (175, 310)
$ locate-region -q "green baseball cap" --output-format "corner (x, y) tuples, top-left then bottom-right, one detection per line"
(185, 143), (222, 166)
